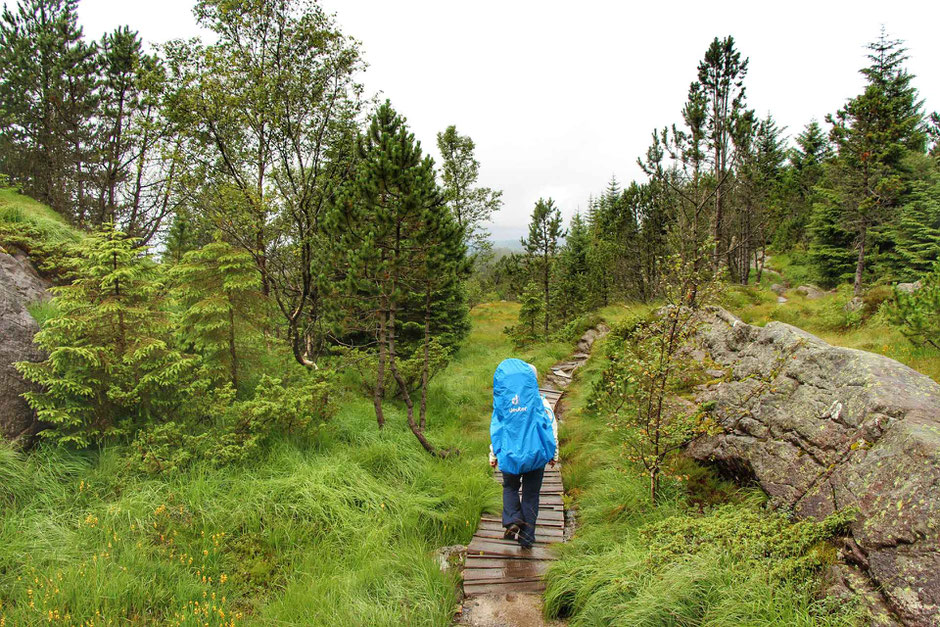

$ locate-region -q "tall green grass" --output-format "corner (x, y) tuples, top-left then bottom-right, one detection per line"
(0, 302), (571, 626)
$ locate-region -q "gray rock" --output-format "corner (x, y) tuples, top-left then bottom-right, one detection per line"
(796, 284), (826, 300)
(896, 281), (922, 294)
(771, 283), (787, 295)
(844, 296), (865, 313)
(0, 252), (48, 443)
(688, 308), (940, 626)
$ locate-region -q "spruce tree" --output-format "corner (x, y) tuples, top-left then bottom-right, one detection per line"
(521, 197), (565, 333)
(170, 238), (264, 391)
(16, 226), (193, 446)
(556, 212), (590, 321)
(777, 120), (831, 248)
(816, 32), (926, 295)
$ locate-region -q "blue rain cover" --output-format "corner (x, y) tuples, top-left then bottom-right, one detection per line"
(490, 358), (556, 475)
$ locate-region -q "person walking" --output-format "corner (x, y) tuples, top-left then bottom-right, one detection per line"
(489, 358), (559, 549)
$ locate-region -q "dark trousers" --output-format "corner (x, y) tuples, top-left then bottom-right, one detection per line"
(501, 466), (544, 547)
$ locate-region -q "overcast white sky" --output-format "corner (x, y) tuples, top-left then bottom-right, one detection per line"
(73, 0), (940, 241)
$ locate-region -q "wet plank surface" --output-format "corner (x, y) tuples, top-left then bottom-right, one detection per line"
(463, 387), (566, 597)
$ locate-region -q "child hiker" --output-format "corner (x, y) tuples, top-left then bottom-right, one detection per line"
(488, 359), (559, 549)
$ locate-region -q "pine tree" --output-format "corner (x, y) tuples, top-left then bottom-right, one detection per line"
(170, 238), (264, 391)
(332, 101), (462, 456)
(91, 26), (176, 242)
(0, 0), (98, 218)
(556, 212), (590, 321)
(521, 197), (565, 333)
(16, 226), (193, 446)
(697, 36), (749, 269)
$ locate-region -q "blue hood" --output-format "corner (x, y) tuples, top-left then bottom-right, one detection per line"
(490, 358), (556, 475)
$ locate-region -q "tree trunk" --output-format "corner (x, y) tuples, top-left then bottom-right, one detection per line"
(373, 293), (387, 429)
(388, 278), (446, 458)
(854, 229), (867, 297)
(543, 251), (550, 334)
(419, 283), (431, 431)
(228, 303), (238, 390)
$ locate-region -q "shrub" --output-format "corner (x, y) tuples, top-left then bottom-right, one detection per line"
(130, 373), (335, 474)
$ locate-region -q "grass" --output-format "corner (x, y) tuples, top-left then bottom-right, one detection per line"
(542, 306), (862, 626)
(0, 301), (570, 626)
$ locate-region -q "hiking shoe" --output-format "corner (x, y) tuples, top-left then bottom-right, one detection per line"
(503, 523), (521, 540)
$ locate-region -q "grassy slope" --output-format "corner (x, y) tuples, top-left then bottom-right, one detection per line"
(0, 302), (569, 626)
(0, 187), (82, 286)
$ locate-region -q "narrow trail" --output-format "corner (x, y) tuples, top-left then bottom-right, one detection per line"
(458, 324), (608, 627)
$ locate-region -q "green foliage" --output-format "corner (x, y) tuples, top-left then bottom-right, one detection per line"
(544, 500), (860, 626)
(554, 212), (591, 322)
(890, 261), (940, 350)
(0, 303), (560, 625)
(15, 226), (195, 446)
(131, 373), (335, 474)
(521, 197), (565, 333)
(504, 281), (543, 347)
(436, 125), (503, 253)
(813, 32), (927, 295)
(170, 239), (265, 390)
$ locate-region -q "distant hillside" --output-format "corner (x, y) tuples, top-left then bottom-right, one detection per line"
(489, 239), (524, 253)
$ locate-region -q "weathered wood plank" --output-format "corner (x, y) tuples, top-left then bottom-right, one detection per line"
(471, 529), (553, 545)
(481, 515), (563, 529)
(464, 581), (546, 595)
(464, 556), (554, 570)
(467, 538), (555, 560)
(475, 524), (564, 541)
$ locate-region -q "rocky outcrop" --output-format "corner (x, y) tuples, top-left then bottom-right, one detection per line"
(688, 308), (940, 626)
(0, 251), (48, 443)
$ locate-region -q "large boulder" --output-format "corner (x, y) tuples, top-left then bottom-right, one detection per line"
(0, 251), (48, 443)
(796, 284), (827, 299)
(688, 308), (940, 626)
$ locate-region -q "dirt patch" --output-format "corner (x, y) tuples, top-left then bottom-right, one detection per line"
(457, 593), (566, 627)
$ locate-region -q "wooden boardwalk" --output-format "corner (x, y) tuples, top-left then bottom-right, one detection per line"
(463, 387), (565, 597)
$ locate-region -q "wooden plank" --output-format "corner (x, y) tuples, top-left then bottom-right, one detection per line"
(481, 515), (563, 529)
(475, 522), (563, 540)
(465, 580), (545, 596)
(464, 556), (554, 569)
(464, 571), (546, 584)
(471, 529), (553, 545)
(467, 538), (555, 560)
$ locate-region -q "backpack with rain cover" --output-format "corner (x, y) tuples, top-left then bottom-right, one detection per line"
(490, 358), (556, 475)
